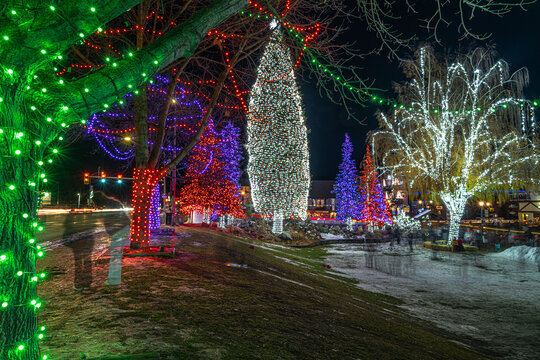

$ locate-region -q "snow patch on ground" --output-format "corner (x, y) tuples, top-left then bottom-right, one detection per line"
(492, 245), (540, 265)
(273, 255), (310, 268)
(325, 244), (540, 360)
(320, 233), (345, 240)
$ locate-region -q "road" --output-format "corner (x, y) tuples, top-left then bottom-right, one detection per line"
(37, 210), (131, 244)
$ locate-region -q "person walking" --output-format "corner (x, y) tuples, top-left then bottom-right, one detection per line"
(474, 229), (482, 249)
(457, 237), (465, 252)
(524, 227), (533, 247)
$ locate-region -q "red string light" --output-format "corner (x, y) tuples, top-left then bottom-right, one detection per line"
(130, 168), (164, 247)
(177, 125), (244, 218)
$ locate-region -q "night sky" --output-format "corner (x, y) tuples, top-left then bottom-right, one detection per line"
(304, 1), (540, 179)
(55, 2), (540, 203)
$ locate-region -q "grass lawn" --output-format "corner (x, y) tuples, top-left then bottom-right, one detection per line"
(38, 227), (487, 359)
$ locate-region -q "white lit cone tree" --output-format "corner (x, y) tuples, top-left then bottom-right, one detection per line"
(374, 47), (539, 244)
(0, 1), (249, 358)
(247, 29), (310, 234)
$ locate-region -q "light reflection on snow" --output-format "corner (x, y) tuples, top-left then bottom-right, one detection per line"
(325, 244), (540, 360)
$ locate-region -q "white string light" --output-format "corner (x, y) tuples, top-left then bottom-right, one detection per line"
(374, 48), (539, 244)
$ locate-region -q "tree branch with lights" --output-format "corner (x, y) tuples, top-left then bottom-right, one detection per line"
(373, 46), (539, 244)
(0, 1), (249, 358)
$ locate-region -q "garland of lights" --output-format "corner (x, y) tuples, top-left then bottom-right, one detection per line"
(247, 28), (310, 234)
(358, 145), (393, 227)
(332, 134), (361, 221)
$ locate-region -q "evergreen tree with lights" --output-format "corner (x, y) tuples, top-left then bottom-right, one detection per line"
(332, 134), (361, 221)
(359, 146), (393, 228)
(177, 123), (244, 218)
(218, 121), (243, 221)
(219, 121), (243, 190)
(247, 29), (310, 234)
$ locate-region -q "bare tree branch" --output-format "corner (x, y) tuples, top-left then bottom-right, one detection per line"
(39, 0), (249, 125)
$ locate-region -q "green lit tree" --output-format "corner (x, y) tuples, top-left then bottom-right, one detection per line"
(0, 1), (248, 358)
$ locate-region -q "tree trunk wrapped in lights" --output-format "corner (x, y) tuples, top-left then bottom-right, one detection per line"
(0, 1), (249, 358)
(373, 47), (539, 244)
(247, 29), (310, 233)
(131, 169), (163, 249)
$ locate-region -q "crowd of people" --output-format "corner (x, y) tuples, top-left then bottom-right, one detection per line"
(385, 224), (539, 252)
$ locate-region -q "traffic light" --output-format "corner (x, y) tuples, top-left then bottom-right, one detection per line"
(101, 172), (106, 178)
(84, 172), (90, 185)
(117, 174), (123, 183)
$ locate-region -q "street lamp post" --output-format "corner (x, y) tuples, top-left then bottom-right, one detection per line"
(76, 193), (81, 209)
(479, 201), (491, 243)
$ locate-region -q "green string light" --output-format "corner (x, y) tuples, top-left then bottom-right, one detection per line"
(241, 8), (540, 114)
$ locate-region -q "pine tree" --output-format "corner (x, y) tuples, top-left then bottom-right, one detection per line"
(332, 134), (361, 221)
(247, 29), (310, 233)
(178, 124), (244, 218)
(359, 146), (393, 227)
(219, 122), (243, 189)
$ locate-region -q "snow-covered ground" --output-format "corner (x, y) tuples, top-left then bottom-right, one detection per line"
(492, 245), (540, 265)
(320, 233), (346, 240)
(325, 244), (540, 360)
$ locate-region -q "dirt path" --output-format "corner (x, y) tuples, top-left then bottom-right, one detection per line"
(38, 226), (487, 359)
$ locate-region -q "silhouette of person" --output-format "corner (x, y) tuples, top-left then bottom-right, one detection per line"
(103, 208), (130, 286)
(64, 213), (95, 289)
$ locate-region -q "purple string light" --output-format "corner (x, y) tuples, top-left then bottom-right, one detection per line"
(86, 77), (218, 168)
(149, 183), (161, 230)
(219, 122), (242, 187)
